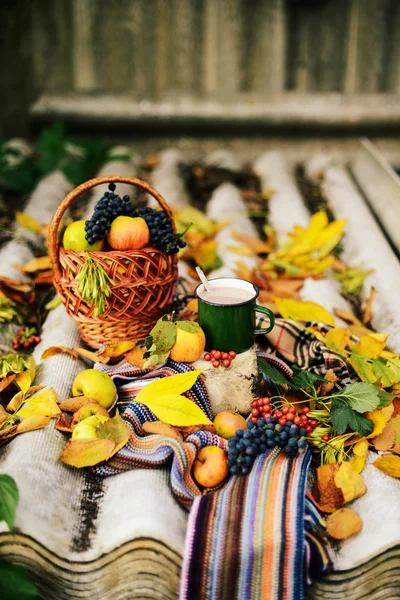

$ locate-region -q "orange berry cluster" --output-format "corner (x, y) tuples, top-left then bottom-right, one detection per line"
(204, 349), (237, 369)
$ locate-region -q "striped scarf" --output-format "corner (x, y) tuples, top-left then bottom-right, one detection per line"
(94, 319), (335, 598)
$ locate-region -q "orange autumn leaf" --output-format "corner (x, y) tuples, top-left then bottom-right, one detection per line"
(0, 405), (8, 425)
(41, 346), (79, 360)
(0, 373), (16, 393)
(326, 508), (363, 540)
(0, 424), (18, 446)
(54, 414), (73, 432)
(142, 421), (183, 442)
(381, 403), (394, 422)
(316, 463), (344, 513)
(231, 230), (273, 255)
(334, 462), (366, 504)
(125, 346), (148, 370)
(58, 397), (101, 412)
(33, 271), (54, 285)
(0, 275), (32, 293)
(186, 298), (198, 313)
(319, 369), (338, 396)
(363, 286), (377, 325)
(372, 423), (395, 452)
(234, 261), (253, 282)
(373, 454), (400, 478)
(14, 256), (52, 273)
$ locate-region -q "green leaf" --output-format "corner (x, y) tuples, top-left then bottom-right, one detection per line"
(0, 560), (38, 599)
(138, 393), (211, 426)
(176, 321), (200, 334)
(0, 474), (19, 530)
(258, 358), (295, 387)
(349, 354), (378, 384)
(291, 365), (328, 389)
(333, 382), (380, 414)
(373, 358), (395, 388)
(386, 358), (400, 384)
(330, 399), (374, 436)
(377, 389), (396, 409)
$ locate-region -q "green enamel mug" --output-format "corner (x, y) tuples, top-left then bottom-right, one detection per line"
(195, 277), (275, 354)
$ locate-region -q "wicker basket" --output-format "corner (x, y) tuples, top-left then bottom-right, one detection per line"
(48, 175), (179, 349)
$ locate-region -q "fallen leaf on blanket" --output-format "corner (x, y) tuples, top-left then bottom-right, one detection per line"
(349, 439), (369, 473)
(274, 298), (335, 326)
(373, 454), (400, 478)
(41, 346), (79, 360)
(16, 388), (61, 418)
(71, 404), (110, 429)
(98, 341), (137, 358)
(136, 369), (203, 403)
(326, 508), (363, 540)
(16, 414), (51, 434)
(142, 421), (183, 441)
(138, 393), (211, 426)
(0, 405), (8, 425)
(334, 462), (366, 503)
(381, 403), (394, 422)
(5, 391), (23, 413)
(372, 423), (395, 452)
(125, 345), (148, 369)
(15, 211), (41, 234)
(363, 286), (377, 325)
(45, 296), (62, 310)
(97, 411), (130, 456)
(318, 369), (338, 396)
(231, 230), (273, 254)
(75, 348), (110, 364)
(174, 423), (217, 437)
(14, 256), (52, 273)
(364, 410), (386, 439)
(59, 438), (115, 468)
(15, 372), (32, 396)
(316, 463), (344, 513)
(55, 414), (72, 432)
(352, 334), (388, 359)
(59, 397), (100, 412)
(26, 385), (46, 397)
(0, 424), (18, 445)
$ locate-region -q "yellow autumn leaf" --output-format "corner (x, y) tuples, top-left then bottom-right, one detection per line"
(352, 334), (388, 359)
(16, 387), (61, 418)
(97, 411), (130, 456)
(325, 327), (351, 350)
(274, 298), (335, 326)
(15, 211), (41, 234)
(334, 462), (366, 504)
(14, 372), (32, 396)
(16, 414), (51, 434)
(365, 410), (387, 439)
(350, 439), (369, 473)
(318, 219), (347, 257)
(225, 245), (254, 257)
(41, 346), (79, 360)
(59, 438), (115, 468)
(14, 256), (52, 273)
(373, 454), (400, 478)
(135, 369), (203, 406)
(137, 393), (211, 426)
(98, 341), (137, 358)
(230, 231), (273, 255)
(45, 296), (62, 310)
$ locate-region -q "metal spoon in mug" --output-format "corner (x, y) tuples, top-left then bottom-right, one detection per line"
(195, 266), (210, 292)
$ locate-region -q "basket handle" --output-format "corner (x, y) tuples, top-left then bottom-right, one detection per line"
(48, 175), (175, 284)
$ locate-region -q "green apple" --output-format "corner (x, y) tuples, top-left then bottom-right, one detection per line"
(63, 220), (104, 251)
(72, 369), (117, 410)
(71, 414), (110, 440)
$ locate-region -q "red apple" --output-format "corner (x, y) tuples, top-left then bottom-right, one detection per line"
(213, 410), (247, 440)
(192, 446), (229, 488)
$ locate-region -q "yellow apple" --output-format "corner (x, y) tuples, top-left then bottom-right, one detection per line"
(71, 414), (110, 440)
(72, 369), (117, 410)
(63, 220), (104, 251)
(213, 411), (247, 440)
(192, 446), (229, 488)
(169, 322), (206, 363)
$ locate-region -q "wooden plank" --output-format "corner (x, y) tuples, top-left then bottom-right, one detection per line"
(382, 0), (400, 93)
(218, 0), (242, 96)
(203, 0), (219, 95)
(72, 0), (96, 91)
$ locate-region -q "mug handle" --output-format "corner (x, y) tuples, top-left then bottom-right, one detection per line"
(254, 304), (275, 335)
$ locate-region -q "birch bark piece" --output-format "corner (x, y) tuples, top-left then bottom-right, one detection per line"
(322, 164), (400, 353)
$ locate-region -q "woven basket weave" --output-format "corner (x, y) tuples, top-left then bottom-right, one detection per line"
(48, 176), (178, 349)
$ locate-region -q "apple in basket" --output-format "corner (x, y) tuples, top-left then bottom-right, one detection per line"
(107, 215), (150, 251)
(192, 446), (229, 488)
(63, 220), (104, 252)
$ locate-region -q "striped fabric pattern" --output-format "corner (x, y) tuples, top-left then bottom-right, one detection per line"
(180, 447), (311, 600)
